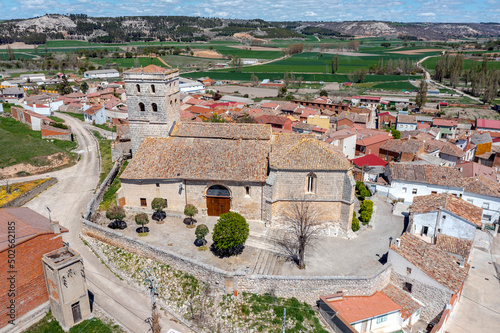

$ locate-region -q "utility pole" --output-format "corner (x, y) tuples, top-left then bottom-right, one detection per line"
(142, 268), (162, 333)
(282, 307), (286, 333)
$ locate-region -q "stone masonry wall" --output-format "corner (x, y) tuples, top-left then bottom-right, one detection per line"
(82, 220), (392, 305)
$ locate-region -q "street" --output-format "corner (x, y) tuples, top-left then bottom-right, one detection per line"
(16, 113), (191, 333)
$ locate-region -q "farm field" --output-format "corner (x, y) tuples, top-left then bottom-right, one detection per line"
(371, 81), (417, 91)
(422, 56), (500, 72)
(90, 57), (166, 68)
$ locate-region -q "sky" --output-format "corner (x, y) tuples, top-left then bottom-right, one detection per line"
(2, 0), (500, 22)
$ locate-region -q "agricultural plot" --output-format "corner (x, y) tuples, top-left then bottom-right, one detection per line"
(422, 57), (500, 72)
(371, 81), (417, 91)
(90, 57), (166, 68)
(213, 46), (283, 59)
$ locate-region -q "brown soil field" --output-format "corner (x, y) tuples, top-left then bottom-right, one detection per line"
(228, 45), (283, 52)
(0, 42), (36, 50)
(387, 48), (445, 55)
(192, 50), (224, 59)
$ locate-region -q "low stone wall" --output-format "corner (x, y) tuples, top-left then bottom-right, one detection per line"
(81, 219), (391, 304)
(1, 178), (57, 208)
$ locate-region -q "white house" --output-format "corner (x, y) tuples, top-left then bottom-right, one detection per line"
(84, 105), (106, 124)
(84, 69), (120, 79)
(410, 193), (482, 243)
(318, 285), (423, 333)
(376, 163), (500, 224)
(326, 129), (357, 159)
(19, 73), (46, 83)
(24, 103), (52, 117)
(242, 58), (258, 65)
(179, 78), (205, 93)
(396, 114), (417, 131)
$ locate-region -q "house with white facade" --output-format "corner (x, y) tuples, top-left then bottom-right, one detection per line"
(84, 69), (120, 79)
(326, 129), (357, 159)
(409, 193), (482, 244)
(24, 103), (52, 117)
(83, 105), (106, 124)
(396, 115), (417, 131)
(376, 163), (500, 224)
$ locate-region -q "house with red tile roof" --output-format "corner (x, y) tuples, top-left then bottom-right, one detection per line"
(379, 139), (424, 162)
(260, 102), (280, 112)
(84, 105), (106, 125)
(389, 232), (469, 322)
(11, 106), (53, 131)
(255, 115), (292, 131)
(350, 154), (388, 182)
(476, 118), (500, 132)
(439, 142), (472, 166)
(355, 133), (392, 157)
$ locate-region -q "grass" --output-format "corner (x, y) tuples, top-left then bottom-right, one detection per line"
(0, 178), (52, 207)
(59, 111), (85, 121)
(90, 57), (165, 68)
(24, 310), (122, 333)
(0, 117), (77, 168)
(99, 160), (129, 211)
(93, 123), (115, 132)
(48, 116), (65, 123)
(422, 56), (500, 72)
(372, 81), (417, 91)
(93, 130), (113, 184)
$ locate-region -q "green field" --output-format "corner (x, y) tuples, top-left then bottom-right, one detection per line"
(183, 71), (421, 83)
(422, 56), (500, 71)
(25, 311), (121, 333)
(90, 57), (165, 68)
(372, 81), (418, 91)
(213, 46), (282, 59)
(0, 117), (77, 168)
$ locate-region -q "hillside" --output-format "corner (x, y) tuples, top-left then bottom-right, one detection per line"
(1, 14), (500, 45)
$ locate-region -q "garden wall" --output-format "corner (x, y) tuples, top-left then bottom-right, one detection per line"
(81, 219), (391, 304)
(1, 177), (57, 208)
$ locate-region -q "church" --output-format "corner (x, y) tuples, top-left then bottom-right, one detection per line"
(116, 65), (355, 234)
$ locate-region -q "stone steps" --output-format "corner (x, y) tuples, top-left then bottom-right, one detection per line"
(250, 249), (285, 275)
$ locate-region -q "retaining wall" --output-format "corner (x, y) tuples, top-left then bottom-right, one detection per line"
(1, 178), (57, 208)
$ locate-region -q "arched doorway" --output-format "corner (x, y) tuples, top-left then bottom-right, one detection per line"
(206, 185), (231, 216)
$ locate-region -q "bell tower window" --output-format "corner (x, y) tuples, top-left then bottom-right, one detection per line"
(151, 85), (155, 93)
(152, 103), (158, 112)
(136, 84), (140, 93)
(139, 102), (145, 112)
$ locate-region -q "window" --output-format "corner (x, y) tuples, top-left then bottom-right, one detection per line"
(139, 102), (145, 112)
(245, 186), (250, 196)
(483, 214), (492, 221)
(422, 226), (429, 236)
(412, 189), (417, 194)
(431, 191), (437, 195)
(71, 302), (82, 324)
(164, 198), (168, 208)
(482, 202), (490, 209)
(402, 187), (407, 193)
(306, 173), (316, 193)
(140, 198), (147, 207)
(151, 84), (156, 93)
(467, 199), (473, 204)
(376, 315), (388, 324)
(156, 183), (160, 187)
(406, 267), (412, 274)
(136, 84), (140, 93)
(152, 103), (158, 112)
(403, 282), (413, 293)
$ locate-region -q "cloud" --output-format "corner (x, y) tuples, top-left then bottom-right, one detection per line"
(418, 12), (437, 16)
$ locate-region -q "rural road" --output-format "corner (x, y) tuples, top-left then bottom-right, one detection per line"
(15, 113), (191, 333)
(417, 54), (483, 104)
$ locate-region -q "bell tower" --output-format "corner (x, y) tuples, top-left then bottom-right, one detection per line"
(124, 65), (180, 155)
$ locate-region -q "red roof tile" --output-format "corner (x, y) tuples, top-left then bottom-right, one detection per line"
(476, 118), (500, 130)
(351, 154), (388, 167)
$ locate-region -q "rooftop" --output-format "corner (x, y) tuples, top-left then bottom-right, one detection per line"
(411, 193), (483, 227)
(440, 142), (465, 157)
(397, 114), (417, 124)
(125, 64), (176, 74)
(391, 233), (469, 292)
(476, 118), (500, 130)
(170, 122), (272, 140)
(433, 118), (458, 127)
(388, 163), (464, 187)
(380, 139), (424, 154)
(381, 284), (422, 320)
(351, 154), (388, 167)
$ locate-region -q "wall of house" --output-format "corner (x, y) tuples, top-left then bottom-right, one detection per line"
(412, 212), (438, 239)
(439, 153), (459, 166)
(462, 192), (500, 224)
(388, 250), (453, 322)
(307, 115), (330, 129)
(351, 311), (402, 333)
(396, 123), (417, 131)
(119, 179), (185, 212)
(333, 135), (356, 159)
(438, 212), (476, 240)
(94, 109), (107, 125)
(380, 181), (463, 204)
(0, 233), (64, 328)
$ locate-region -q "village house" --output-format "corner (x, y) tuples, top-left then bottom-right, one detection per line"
(432, 118), (457, 139)
(439, 142), (471, 166)
(377, 111), (396, 129)
(11, 106), (52, 131)
(336, 112), (369, 128)
(409, 193), (482, 245)
(84, 69), (120, 79)
(396, 115), (417, 132)
(326, 129), (357, 159)
(83, 105), (106, 124)
(351, 96), (380, 109)
(260, 102), (281, 113)
(388, 233), (468, 322)
(458, 161), (496, 180)
(254, 115), (292, 132)
(23, 103), (52, 117)
(379, 139), (424, 162)
(355, 133), (392, 156)
(471, 132), (492, 156)
(350, 154), (387, 182)
(476, 118), (500, 132)
(279, 102), (301, 115)
(306, 114), (330, 129)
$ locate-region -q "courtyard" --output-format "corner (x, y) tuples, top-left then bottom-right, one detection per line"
(94, 194), (405, 277)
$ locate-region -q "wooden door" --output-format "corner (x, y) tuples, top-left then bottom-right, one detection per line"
(71, 302), (82, 324)
(207, 197), (231, 216)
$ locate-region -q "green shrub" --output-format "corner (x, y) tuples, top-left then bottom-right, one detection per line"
(184, 204), (198, 218)
(359, 210), (372, 224)
(106, 206), (125, 221)
(351, 212), (360, 232)
(135, 213), (149, 226)
(360, 199), (374, 213)
(212, 212), (249, 256)
(151, 197), (167, 212)
(195, 224), (209, 240)
(355, 181), (371, 200)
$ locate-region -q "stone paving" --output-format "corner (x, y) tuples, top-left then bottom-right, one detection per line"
(96, 193), (405, 276)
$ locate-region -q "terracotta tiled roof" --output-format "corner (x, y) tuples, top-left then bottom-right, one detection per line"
(84, 105), (103, 115)
(170, 122), (272, 140)
(270, 134), (350, 171)
(280, 102), (299, 112)
(463, 176), (500, 198)
(433, 118), (457, 127)
(0, 208), (68, 252)
(380, 139), (424, 154)
(411, 193), (483, 227)
(293, 122), (316, 131)
(261, 102), (280, 109)
(476, 118), (500, 130)
(397, 115), (417, 124)
(121, 136), (269, 182)
(255, 115), (288, 126)
(388, 163), (464, 187)
(351, 154), (388, 167)
(391, 233), (469, 292)
(324, 292), (401, 324)
(356, 133), (391, 146)
(435, 234), (473, 259)
(125, 64), (176, 74)
(338, 111), (368, 124)
(440, 142), (465, 157)
(381, 284), (422, 320)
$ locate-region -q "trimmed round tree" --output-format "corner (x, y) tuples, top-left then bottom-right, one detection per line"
(151, 198), (167, 222)
(212, 212), (249, 257)
(106, 206), (127, 229)
(195, 224), (209, 246)
(184, 204), (198, 227)
(135, 213), (149, 234)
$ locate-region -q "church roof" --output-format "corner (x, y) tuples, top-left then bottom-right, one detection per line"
(170, 122), (271, 140)
(121, 136), (270, 182)
(270, 133), (350, 171)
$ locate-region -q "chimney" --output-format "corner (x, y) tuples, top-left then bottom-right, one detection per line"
(395, 238), (401, 248)
(459, 258), (465, 268)
(51, 220), (61, 234)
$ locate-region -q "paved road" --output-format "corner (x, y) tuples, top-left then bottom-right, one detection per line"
(18, 113), (191, 333)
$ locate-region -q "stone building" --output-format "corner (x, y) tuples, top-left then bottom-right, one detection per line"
(123, 65), (180, 155)
(118, 65), (355, 233)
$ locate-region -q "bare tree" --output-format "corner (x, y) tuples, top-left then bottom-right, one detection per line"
(277, 198), (323, 269)
(1, 176), (12, 195)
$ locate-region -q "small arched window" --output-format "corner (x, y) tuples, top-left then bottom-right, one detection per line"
(306, 173), (316, 193)
(151, 84), (155, 93)
(152, 103), (158, 112)
(139, 102), (145, 112)
(136, 84), (140, 93)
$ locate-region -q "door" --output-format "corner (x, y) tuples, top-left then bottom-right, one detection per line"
(207, 197), (230, 216)
(71, 302), (82, 324)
